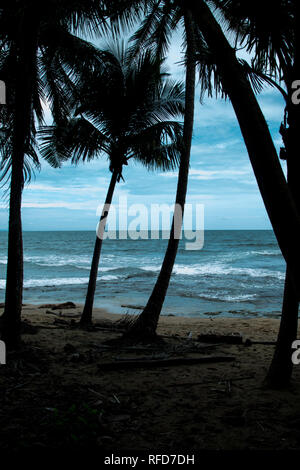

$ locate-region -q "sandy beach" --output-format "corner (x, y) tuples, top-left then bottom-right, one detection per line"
(1, 302), (300, 451)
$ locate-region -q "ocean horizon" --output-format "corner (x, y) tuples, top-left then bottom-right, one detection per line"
(0, 230), (285, 318)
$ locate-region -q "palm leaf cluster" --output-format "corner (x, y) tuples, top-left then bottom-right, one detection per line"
(0, 0), (110, 181)
(39, 44), (185, 178)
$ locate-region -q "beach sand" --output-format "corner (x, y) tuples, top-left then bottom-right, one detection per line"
(1, 303), (300, 451)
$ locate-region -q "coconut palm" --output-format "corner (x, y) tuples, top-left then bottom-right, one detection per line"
(187, 0), (300, 293)
(103, 1), (198, 340)
(214, 0), (300, 387)
(0, 1), (108, 348)
(39, 43), (185, 326)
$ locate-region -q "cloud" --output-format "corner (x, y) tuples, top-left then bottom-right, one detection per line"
(160, 167), (251, 181)
(21, 201), (97, 210)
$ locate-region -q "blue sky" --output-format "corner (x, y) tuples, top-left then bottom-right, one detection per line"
(0, 29), (287, 231)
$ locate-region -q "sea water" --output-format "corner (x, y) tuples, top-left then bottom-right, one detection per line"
(0, 230), (285, 318)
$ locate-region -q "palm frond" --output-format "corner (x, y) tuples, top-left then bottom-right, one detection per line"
(39, 117), (109, 167)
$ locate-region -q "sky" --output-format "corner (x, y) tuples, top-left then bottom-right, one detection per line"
(0, 25), (287, 231)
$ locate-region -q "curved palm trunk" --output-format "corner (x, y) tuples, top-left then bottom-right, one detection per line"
(126, 10), (196, 339)
(266, 137), (300, 387)
(80, 170), (119, 326)
(266, 124), (300, 387)
(266, 268), (298, 387)
(266, 14), (300, 386)
(191, 0), (300, 298)
(1, 14), (38, 350)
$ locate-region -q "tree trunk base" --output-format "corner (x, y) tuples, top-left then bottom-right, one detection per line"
(79, 318), (94, 330)
(264, 362), (293, 389)
(123, 321), (162, 344)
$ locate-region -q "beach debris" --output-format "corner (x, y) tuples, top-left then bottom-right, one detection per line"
(168, 374), (255, 388)
(244, 339), (276, 346)
(197, 333), (243, 345)
(121, 304), (145, 310)
(109, 414), (130, 422)
(114, 352), (170, 362)
(112, 394), (121, 404)
(46, 310), (62, 316)
(88, 388), (105, 398)
(39, 301), (76, 310)
(52, 302), (76, 310)
(97, 355), (235, 371)
(53, 318), (69, 326)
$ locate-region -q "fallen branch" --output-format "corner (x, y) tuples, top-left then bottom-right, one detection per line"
(98, 355), (235, 371)
(244, 339), (276, 346)
(121, 304), (145, 310)
(197, 334), (243, 345)
(168, 374), (255, 388)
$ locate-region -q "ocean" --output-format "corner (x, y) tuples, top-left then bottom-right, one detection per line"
(0, 230), (286, 318)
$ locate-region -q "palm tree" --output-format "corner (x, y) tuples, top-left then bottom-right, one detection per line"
(188, 0), (300, 296)
(211, 0), (300, 387)
(217, 0), (300, 387)
(0, 1), (107, 349)
(39, 43), (185, 326)
(121, 4), (197, 339)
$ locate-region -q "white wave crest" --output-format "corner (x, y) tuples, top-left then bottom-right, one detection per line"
(0, 274), (119, 289)
(142, 263), (285, 280)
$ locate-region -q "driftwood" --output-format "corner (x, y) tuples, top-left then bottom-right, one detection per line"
(40, 302), (76, 310)
(168, 374), (255, 388)
(46, 310), (61, 316)
(98, 355), (235, 371)
(197, 334), (243, 345)
(244, 339), (276, 346)
(45, 310), (80, 319)
(121, 304), (145, 310)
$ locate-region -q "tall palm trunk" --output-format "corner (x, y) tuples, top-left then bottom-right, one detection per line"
(266, 115), (300, 387)
(266, 5), (300, 386)
(80, 169), (119, 326)
(126, 10), (196, 339)
(266, 141), (300, 386)
(1, 13), (38, 350)
(191, 0), (300, 298)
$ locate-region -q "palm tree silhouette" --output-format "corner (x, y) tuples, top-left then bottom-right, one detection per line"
(39, 42), (185, 326)
(189, 0), (300, 294)
(107, 2), (198, 340)
(126, 8), (196, 339)
(217, 0), (300, 386)
(0, 1), (108, 348)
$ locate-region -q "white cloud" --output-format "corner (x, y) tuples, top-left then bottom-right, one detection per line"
(160, 167), (251, 181)
(21, 201), (98, 210)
